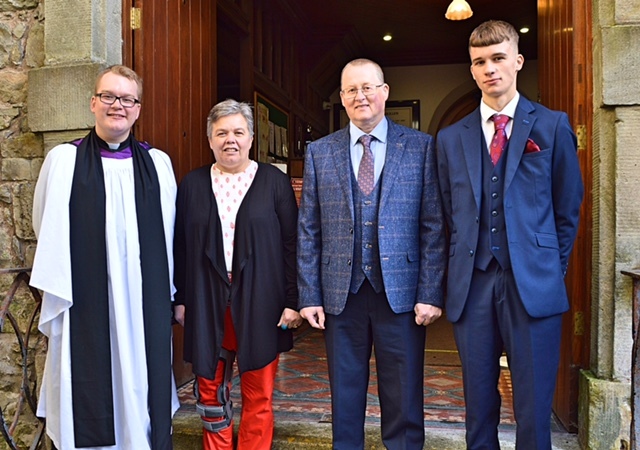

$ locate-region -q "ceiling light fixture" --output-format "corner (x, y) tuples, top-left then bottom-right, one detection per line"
(520, 27), (530, 34)
(383, 34), (392, 42)
(445, 0), (473, 21)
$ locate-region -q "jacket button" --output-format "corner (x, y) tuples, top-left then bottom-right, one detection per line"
(491, 210), (498, 217)
(469, 250), (474, 256)
(491, 175), (499, 182)
(347, 259), (352, 266)
(491, 227), (498, 233)
(492, 192), (498, 199)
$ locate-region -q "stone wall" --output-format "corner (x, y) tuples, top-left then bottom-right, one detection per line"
(0, 0), (46, 449)
(578, 0), (640, 449)
(0, 0), (42, 267)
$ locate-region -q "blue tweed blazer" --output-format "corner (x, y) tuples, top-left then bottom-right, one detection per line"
(297, 119), (446, 315)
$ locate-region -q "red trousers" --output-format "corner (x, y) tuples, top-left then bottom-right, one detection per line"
(197, 307), (279, 450)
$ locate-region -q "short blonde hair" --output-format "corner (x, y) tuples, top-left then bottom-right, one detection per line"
(95, 65), (143, 100)
(340, 58), (385, 89)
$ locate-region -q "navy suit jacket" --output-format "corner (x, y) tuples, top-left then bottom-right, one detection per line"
(297, 119), (446, 315)
(436, 95), (584, 322)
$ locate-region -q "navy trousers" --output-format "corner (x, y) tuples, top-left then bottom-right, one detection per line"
(324, 280), (426, 450)
(453, 260), (563, 450)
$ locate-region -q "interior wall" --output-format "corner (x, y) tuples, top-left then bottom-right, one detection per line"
(329, 60), (539, 136)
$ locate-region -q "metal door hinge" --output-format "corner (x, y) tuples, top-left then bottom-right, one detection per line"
(131, 7), (142, 30)
(576, 124), (587, 151)
(574, 311), (584, 336)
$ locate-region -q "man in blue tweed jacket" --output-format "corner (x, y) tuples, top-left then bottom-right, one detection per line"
(297, 58), (446, 449)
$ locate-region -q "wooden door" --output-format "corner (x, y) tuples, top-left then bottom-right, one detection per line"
(538, 0), (593, 431)
(123, 0), (218, 386)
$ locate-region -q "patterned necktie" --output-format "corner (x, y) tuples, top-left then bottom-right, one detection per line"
(357, 134), (374, 195)
(490, 114), (510, 166)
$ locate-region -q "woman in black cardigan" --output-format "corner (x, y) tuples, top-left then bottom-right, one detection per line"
(173, 99), (302, 450)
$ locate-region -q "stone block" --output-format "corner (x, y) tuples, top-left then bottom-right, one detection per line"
(25, 20), (44, 68)
(0, 107), (19, 129)
(0, 207), (12, 263)
(0, 183), (10, 203)
(13, 181), (34, 240)
(0, 22), (11, 68)
(43, 129), (88, 153)
(602, 26), (640, 105)
(0, 69), (27, 104)
(0, 131), (43, 158)
(1, 157), (31, 180)
(0, 0), (38, 12)
(23, 242), (36, 267)
(27, 63), (102, 132)
(44, 0), (93, 62)
(31, 157), (42, 179)
(615, 0), (640, 23)
(578, 370), (631, 450)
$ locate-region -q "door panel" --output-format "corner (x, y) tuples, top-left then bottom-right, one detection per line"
(124, 0), (218, 386)
(538, 0), (593, 431)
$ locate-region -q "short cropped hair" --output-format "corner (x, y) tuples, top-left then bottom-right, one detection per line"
(469, 20), (519, 51)
(206, 99), (254, 139)
(95, 65), (143, 100)
(341, 58), (385, 88)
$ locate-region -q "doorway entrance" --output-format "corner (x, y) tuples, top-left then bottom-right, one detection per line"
(123, 0), (592, 431)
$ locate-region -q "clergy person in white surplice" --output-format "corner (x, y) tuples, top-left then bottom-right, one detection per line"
(30, 65), (179, 450)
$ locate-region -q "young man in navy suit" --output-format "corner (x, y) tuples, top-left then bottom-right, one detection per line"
(298, 58), (446, 449)
(436, 21), (583, 450)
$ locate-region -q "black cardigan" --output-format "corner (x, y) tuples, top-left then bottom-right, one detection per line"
(174, 162), (298, 378)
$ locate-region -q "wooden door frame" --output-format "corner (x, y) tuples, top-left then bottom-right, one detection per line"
(538, 0), (593, 431)
(122, 0), (594, 420)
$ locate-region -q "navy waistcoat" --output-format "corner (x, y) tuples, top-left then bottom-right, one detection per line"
(349, 170), (384, 294)
(474, 142), (511, 271)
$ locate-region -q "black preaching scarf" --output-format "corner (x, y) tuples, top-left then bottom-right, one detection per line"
(68, 128), (173, 449)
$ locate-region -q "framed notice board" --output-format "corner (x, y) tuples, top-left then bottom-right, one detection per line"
(254, 92), (289, 163)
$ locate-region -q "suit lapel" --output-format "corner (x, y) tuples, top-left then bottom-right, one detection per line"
(379, 121), (405, 210)
(461, 109), (483, 211)
(504, 97), (536, 193)
(331, 128), (355, 218)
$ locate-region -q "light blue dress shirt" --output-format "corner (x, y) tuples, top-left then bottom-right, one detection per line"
(349, 117), (388, 186)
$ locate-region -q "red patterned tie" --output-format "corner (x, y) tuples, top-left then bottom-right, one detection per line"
(357, 135), (374, 195)
(490, 114), (510, 166)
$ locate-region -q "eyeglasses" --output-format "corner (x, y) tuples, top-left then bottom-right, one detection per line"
(340, 84), (384, 100)
(95, 93), (140, 108)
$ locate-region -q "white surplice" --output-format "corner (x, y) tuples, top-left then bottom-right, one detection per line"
(30, 143), (180, 450)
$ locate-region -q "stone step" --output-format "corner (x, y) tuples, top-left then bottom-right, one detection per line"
(171, 409), (581, 449)
(172, 409), (465, 449)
